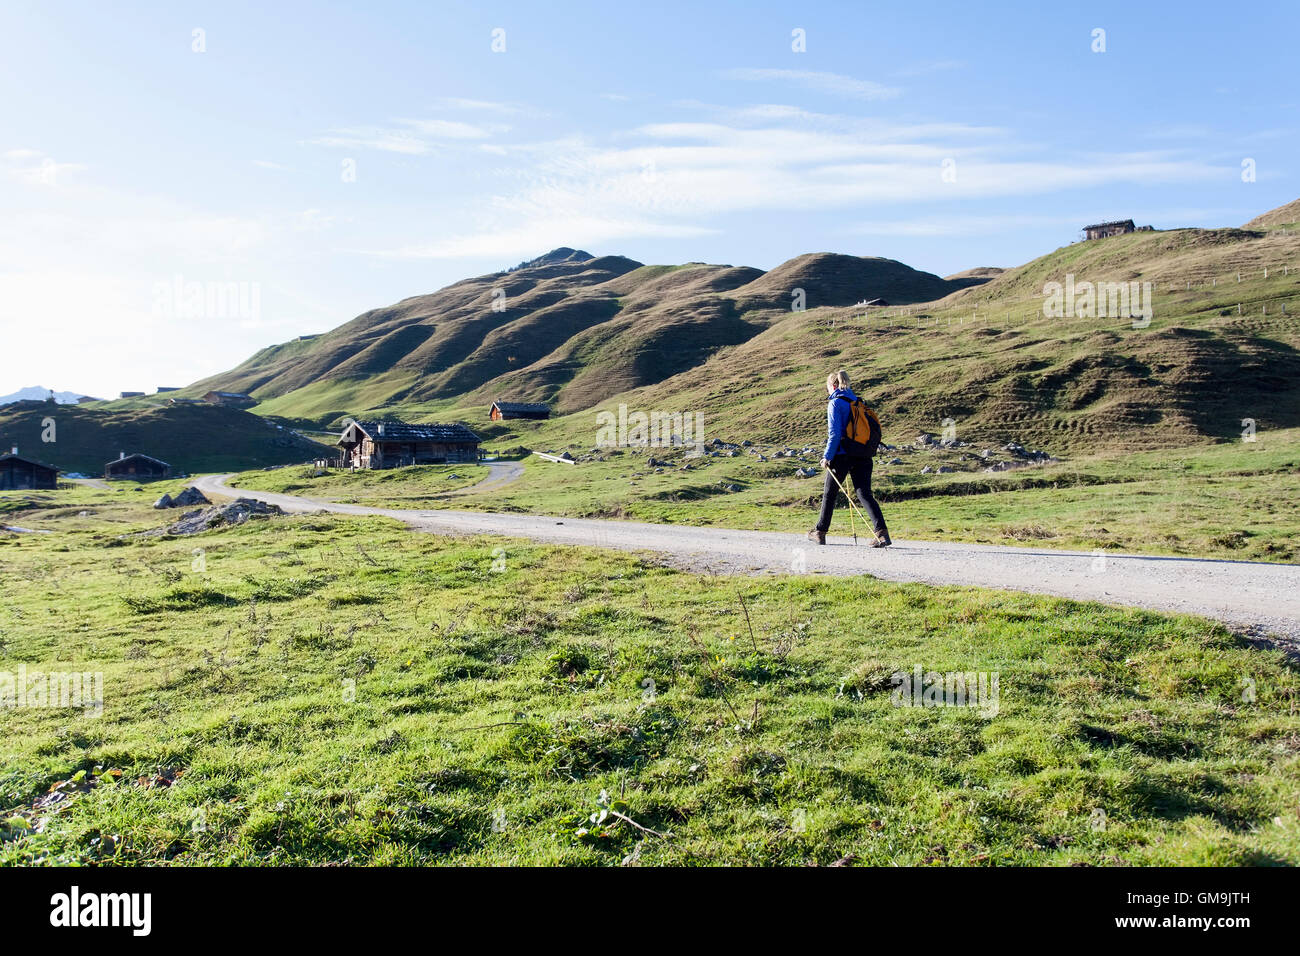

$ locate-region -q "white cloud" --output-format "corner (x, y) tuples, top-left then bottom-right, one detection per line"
(310, 115), (504, 154)
(722, 68), (902, 101)
(367, 217), (716, 261)
(361, 112), (1224, 260)
(3, 149), (87, 186)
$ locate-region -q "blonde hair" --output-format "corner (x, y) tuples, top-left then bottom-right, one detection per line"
(827, 369), (851, 391)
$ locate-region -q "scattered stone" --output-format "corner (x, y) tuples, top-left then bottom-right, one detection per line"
(152, 494), (173, 509)
(886, 457), (903, 465)
(141, 498), (286, 537)
(794, 467), (818, 478)
(173, 486), (211, 507)
(921, 466), (933, 475)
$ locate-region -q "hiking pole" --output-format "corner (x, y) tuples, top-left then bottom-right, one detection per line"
(824, 465), (871, 545)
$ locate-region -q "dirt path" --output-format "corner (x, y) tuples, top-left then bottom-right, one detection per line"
(458, 460), (524, 494)
(67, 477), (110, 490)
(193, 474), (1300, 644)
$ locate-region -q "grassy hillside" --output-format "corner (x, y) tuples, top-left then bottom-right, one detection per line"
(170, 202), (1300, 464)
(183, 249), (996, 427)
(0, 401), (331, 475)
(2, 487), (1296, 865)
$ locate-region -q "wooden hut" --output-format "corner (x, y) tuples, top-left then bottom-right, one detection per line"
(336, 420), (481, 469)
(203, 390), (256, 407)
(104, 453), (171, 481)
(490, 400), (551, 421)
(0, 452), (59, 490)
(1082, 219), (1136, 240)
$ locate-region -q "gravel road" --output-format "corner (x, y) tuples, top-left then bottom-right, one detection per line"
(194, 474), (1300, 644)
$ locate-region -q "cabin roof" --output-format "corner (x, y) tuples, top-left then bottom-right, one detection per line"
(105, 453), (171, 469)
(492, 401), (551, 414)
(0, 453), (60, 473)
(342, 420), (481, 444)
(1082, 219), (1135, 231)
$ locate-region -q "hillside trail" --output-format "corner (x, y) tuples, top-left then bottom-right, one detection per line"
(193, 474), (1300, 646)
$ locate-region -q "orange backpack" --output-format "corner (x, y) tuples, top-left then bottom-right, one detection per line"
(840, 396), (882, 455)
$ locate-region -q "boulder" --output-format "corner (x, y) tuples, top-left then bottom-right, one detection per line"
(173, 486), (210, 507)
(171, 498), (283, 534)
(153, 494), (173, 509)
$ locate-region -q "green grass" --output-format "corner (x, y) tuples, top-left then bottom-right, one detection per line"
(1, 485), (1297, 865)
(229, 463), (491, 507)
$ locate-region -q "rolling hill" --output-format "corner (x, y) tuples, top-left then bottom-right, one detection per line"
(0, 401), (332, 475)
(125, 197), (1300, 461)
(184, 250), (990, 424)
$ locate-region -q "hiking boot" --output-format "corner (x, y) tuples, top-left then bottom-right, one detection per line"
(870, 530), (892, 548)
(807, 528), (826, 545)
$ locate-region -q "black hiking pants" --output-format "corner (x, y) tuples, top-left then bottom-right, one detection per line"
(815, 453), (887, 537)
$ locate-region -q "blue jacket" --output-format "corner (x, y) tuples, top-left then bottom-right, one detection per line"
(823, 387), (857, 460)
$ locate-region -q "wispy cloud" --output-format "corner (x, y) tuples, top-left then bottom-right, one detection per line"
(310, 116), (505, 154)
(362, 111), (1224, 260)
(3, 148), (86, 185)
(721, 68), (901, 101)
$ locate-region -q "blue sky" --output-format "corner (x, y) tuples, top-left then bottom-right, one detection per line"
(2, 0), (1296, 398)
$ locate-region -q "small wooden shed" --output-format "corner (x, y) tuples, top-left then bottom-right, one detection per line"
(1082, 219), (1136, 240)
(0, 452), (59, 490)
(105, 453), (171, 481)
(203, 390), (256, 407)
(337, 420), (481, 469)
(490, 400), (551, 421)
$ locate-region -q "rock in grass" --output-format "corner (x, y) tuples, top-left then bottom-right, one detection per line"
(137, 498), (286, 537)
(152, 494), (173, 509)
(172, 486), (210, 507)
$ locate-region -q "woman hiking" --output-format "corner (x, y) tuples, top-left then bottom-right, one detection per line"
(808, 369), (891, 547)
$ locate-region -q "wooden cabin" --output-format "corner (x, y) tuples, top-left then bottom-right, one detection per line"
(104, 453), (171, 481)
(336, 420), (481, 469)
(1082, 219), (1135, 240)
(0, 452), (59, 490)
(203, 390), (256, 407)
(490, 400), (551, 421)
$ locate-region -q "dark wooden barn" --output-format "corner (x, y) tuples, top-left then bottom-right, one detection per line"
(337, 420), (481, 469)
(104, 453), (171, 481)
(490, 400), (551, 421)
(0, 452), (59, 490)
(1082, 219), (1136, 240)
(203, 390), (256, 407)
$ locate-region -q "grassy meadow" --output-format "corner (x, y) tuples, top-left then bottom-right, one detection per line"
(1, 483), (1298, 866)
